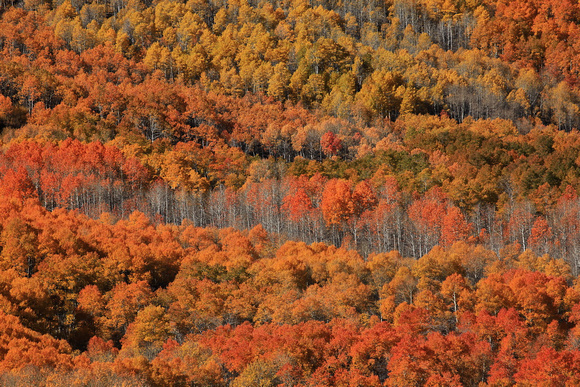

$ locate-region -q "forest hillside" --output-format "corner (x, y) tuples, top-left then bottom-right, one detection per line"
(2, 0), (580, 385)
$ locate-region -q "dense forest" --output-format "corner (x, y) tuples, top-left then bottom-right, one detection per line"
(3, 0), (580, 385)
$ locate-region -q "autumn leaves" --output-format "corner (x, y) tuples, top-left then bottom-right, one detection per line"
(1, 193), (579, 384)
